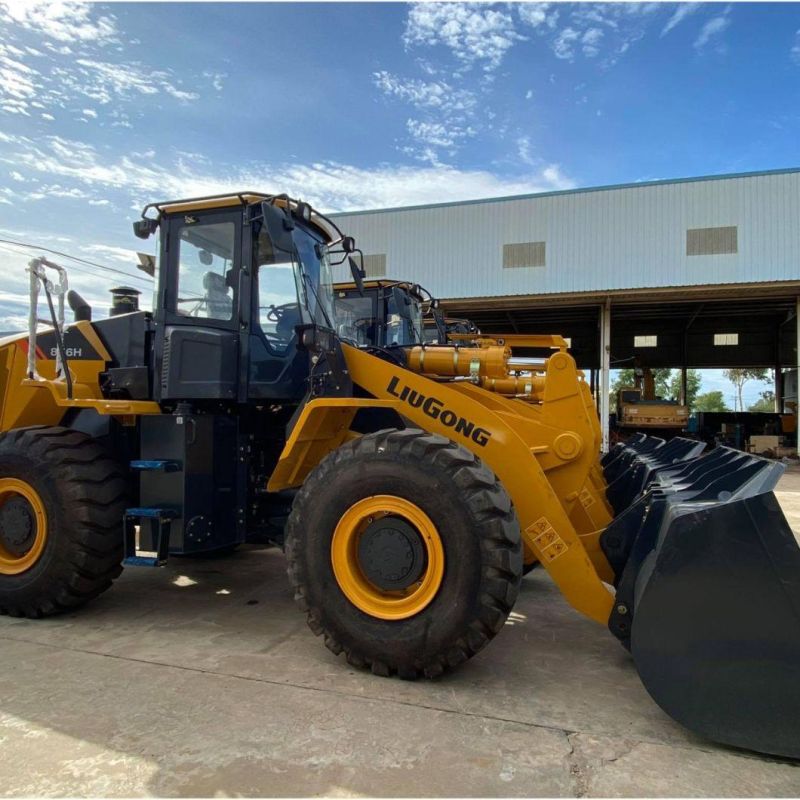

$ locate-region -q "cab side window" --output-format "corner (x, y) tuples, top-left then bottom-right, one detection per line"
(176, 221), (235, 321)
(254, 227), (301, 355)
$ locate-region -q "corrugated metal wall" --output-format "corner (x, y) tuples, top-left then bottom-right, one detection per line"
(329, 171), (800, 300)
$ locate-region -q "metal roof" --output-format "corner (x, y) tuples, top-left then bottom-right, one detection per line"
(330, 167), (800, 218)
(330, 169), (800, 301)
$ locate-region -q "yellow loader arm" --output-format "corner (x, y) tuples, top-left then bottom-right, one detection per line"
(270, 343), (615, 624)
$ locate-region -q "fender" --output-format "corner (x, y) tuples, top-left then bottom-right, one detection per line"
(269, 344), (614, 624)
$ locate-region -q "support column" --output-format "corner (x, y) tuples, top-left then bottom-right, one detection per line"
(795, 297), (800, 419)
(599, 299), (611, 453)
(775, 323), (783, 413)
(680, 367), (688, 406)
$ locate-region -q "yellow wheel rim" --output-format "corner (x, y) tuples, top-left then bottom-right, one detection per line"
(331, 495), (445, 620)
(0, 478), (48, 576)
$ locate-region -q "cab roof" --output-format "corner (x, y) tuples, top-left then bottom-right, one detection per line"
(141, 192), (337, 241)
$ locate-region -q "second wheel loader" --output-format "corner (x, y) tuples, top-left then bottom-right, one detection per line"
(0, 192), (798, 758)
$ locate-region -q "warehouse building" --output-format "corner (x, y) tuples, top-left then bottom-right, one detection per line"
(331, 168), (800, 450)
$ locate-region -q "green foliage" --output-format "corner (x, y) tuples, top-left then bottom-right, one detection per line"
(748, 390), (776, 413)
(610, 368), (705, 412)
(668, 369), (702, 409)
(694, 390), (730, 412)
(610, 368), (673, 399)
(722, 368), (770, 411)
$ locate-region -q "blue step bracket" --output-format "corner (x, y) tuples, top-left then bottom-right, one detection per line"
(130, 460), (183, 473)
(123, 507), (179, 567)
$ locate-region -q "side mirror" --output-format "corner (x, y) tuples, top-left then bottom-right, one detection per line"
(348, 256), (365, 296)
(391, 286), (412, 320)
(133, 217), (159, 240)
(136, 252), (156, 277)
(431, 306), (447, 343)
(261, 201), (295, 255)
(342, 236), (356, 253)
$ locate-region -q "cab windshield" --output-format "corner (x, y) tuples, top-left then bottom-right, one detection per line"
(386, 290), (423, 346)
(254, 221), (336, 353)
(293, 226), (336, 330)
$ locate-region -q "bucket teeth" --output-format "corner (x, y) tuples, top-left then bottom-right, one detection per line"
(600, 434), (800, 758)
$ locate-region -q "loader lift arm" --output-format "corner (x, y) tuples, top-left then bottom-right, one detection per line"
(270, 342), (616, 623)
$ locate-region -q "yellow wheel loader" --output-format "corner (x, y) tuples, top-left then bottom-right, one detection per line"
(0, 193), (798, 758)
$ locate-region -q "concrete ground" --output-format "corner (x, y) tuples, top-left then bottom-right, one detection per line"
(2, 474), (800, 797)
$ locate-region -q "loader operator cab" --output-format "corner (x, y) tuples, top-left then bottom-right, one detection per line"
(134, 193), (355, 405)
(333, 280), (433, 348)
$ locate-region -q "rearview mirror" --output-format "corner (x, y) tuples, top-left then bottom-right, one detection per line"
(392, 286), (412, 320)
(261, 201), (295, 255)
(348, 256), (365, 296)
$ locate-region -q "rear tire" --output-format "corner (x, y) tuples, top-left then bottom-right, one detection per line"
(285, 428), (523, 678)
(0, 426), (126, 618)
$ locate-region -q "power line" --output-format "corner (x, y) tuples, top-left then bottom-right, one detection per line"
(0, 243), (153, 295)
(0, 237), (154, 286)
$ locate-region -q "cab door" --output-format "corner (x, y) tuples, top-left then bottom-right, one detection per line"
(155, 209), (242, 401)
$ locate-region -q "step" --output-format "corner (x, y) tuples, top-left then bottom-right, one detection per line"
(123, 555), (163, 567)
(125, 507), (179, 520)
(124, 507), (179, 567)
(130, 460), (183, 473)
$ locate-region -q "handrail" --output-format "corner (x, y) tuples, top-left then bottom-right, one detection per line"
(26, 257), (72, 398)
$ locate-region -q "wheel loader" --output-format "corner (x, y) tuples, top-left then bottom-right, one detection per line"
(0, 192), (798, 758)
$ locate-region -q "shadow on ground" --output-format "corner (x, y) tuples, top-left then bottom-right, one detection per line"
(1, 525), (799, 795)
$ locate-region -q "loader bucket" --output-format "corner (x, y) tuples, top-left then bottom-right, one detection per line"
(605, 437), (707, 515)
(600, 437), (800, 758)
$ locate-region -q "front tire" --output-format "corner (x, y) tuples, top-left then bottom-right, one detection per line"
(285, 428), (522, 678)
(0, 426), (127, 618)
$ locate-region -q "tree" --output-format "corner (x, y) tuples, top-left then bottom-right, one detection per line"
(694, 391), (730, 412)
(610, 367), (674, 413)
(748, 390), (776, 413)
(668, 369), (702, 409)
(611, 368), (672, 397)
(722, 368), (769, 412)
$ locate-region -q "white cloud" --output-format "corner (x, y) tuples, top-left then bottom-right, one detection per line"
(373, 71), (476, 116)
(0, 131), (575, 212)
(553, 27), (580, 60)
(0, 1), (118, 45)
(26, 183), (89, 200)
(791, 30), (800, 65)
(81, 107), (97, 118)
(0, 10), (210, 118)
(525, 89), (533, 100)
(581, 27), (604, 58)
(73, 59), (198, 104)
(661, 3), (701, 36)
(202, 70), (226, 92)
(403, 2), (524, 72)
(541, 164), (572, 188)
(517, 3), (559, 30)
(0, 46), (38, 114)
(85, 244), (141, 264)
(548, 3), (661, 64)
(406, 119), (475, 149)
(694, 12), (731, 52)
(373, 71), (479, 159)
(517, 135), (535, 166)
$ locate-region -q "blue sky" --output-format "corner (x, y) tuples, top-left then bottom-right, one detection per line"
(0, 1), (794, 403)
